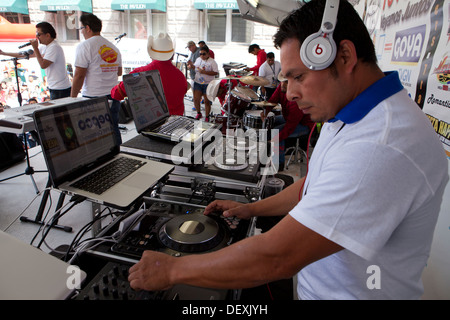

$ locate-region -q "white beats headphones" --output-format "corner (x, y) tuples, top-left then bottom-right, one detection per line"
(300, 0), (340, 70)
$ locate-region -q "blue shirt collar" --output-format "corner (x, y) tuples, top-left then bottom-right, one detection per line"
(328, 71), (404, 124)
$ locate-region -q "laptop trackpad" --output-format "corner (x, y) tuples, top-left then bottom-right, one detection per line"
(123, 173), (157, 190)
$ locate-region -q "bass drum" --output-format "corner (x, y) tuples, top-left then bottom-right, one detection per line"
(221, 89), (251, 117)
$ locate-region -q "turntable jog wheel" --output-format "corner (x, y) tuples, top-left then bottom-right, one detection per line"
(158, 214), (225, 253)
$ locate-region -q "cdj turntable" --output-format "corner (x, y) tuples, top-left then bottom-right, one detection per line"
(110, 199), (250, 259)
(189, 135), (271, 183)
(76, 198), (255, 300)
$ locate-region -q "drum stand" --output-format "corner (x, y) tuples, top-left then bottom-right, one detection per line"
(222, 78), (241, 134)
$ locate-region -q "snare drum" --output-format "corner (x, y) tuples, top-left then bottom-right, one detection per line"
(221, 89), (251, 117)
(243, 110), (274, 130)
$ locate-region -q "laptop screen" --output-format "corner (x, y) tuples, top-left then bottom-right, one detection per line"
(34, 97), (118, 187)
(123, 70), (169, 133)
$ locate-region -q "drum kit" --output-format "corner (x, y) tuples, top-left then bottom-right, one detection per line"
(207, 71), (279, 133)
(203, 65), (281, 173)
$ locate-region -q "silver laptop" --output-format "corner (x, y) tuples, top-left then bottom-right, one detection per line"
(0, 230), (87, 300)
(33, 96), (174, 209)
(123, 70), (220, 144)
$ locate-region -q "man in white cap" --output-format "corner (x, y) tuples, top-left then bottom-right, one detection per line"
(111, 33), (188, 116)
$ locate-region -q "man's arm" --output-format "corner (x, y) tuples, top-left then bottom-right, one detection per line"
(70, 66), (87, 97)
(128, 212), (343, 291)
(30, 40), (52, 69)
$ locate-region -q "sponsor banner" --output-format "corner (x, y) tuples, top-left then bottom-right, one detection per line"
(365, 0), (449, 157)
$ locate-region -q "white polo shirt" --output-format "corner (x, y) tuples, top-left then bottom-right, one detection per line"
(290, 72), (449, 299)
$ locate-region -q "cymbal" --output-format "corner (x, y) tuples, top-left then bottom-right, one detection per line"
(220, 75), (241, 80)
(252, 101), (278, 107)
(239, 75), (270, 86)
(230, 70), (253, 77)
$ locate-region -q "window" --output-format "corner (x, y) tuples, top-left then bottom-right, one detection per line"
(206, 9), (252, 44)
(207, 10), (226, 42)
(45, 11), (83, 42)
(0, 12), (30, 24)
(124, 10), (166, 39)
(232, 10), (251, 43)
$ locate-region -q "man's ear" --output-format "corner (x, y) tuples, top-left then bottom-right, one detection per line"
(336, 40), (358, 73)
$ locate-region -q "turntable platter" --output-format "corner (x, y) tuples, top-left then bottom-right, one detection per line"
(214, 154), (248, 171)
(158, 214), (225, 253)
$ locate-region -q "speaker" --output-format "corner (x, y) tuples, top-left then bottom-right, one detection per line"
(300, 0), (340, 70)
(0, 132), (25, 171)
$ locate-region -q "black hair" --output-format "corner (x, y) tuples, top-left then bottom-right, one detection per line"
(200, 46), (210, 53)
(274, 0), (377, 65)
(36, 22), (57, 39)
(248, 44), (260, 53)
(80, 13), (102, 33)
(267, 52), (275, 59)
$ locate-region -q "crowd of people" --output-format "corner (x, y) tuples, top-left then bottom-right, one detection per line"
(0, 68), (50, 110)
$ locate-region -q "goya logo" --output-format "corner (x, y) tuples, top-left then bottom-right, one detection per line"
(98, 45), (118, 64)
(78, 113), (111, 130)
(392, 25), (426, 65)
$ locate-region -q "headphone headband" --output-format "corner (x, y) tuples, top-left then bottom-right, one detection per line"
(300, 0), (340, 70)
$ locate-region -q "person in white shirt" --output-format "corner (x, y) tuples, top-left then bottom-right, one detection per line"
(0, 22), (71, 100)
(127, 0), (448, 300)
(71, 13), (123, 144)
(258, 52), (281, 100)
(192, 46), (218, 121)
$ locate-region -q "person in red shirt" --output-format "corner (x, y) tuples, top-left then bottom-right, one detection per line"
(111, 33), (188, 116)
(264, 73), (315, 170)
(245, 44), (266, 76)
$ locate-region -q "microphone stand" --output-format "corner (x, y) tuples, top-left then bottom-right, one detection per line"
(0, 56), (47, 193)
(0, 56), (71, 232)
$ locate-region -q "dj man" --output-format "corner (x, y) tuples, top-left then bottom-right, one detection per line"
(127, 0), (448, 299)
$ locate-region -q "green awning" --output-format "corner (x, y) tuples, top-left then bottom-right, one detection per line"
(40, 0), (93, 13)
(111, 0), (166, 12)
(0, 0), (29, 15)
(194, 0), (238, 10)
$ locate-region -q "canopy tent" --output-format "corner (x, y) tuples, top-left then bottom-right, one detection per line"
(0, 16), (35, 42)
(236, 0), (305, 27)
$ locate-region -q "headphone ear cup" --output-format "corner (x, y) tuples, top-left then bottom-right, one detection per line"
(300, 31), (337, 70)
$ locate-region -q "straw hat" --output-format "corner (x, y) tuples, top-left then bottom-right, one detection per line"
(147, 33), (175, 61)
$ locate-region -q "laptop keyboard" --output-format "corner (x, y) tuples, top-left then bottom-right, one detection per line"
(71, 157), (146, 195)
(154, 117), (195, 140)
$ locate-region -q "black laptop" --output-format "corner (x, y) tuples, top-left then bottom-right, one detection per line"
(33, 96), (174, 209)
(122, 70), (220, 144)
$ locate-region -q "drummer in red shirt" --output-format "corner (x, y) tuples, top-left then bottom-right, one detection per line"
(264, 73), (315, 171)
(244, 44), (266, 77)
(111, 33), (187, 116)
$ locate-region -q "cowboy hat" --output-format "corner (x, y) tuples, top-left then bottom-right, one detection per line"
(147, 33), (175, 61)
